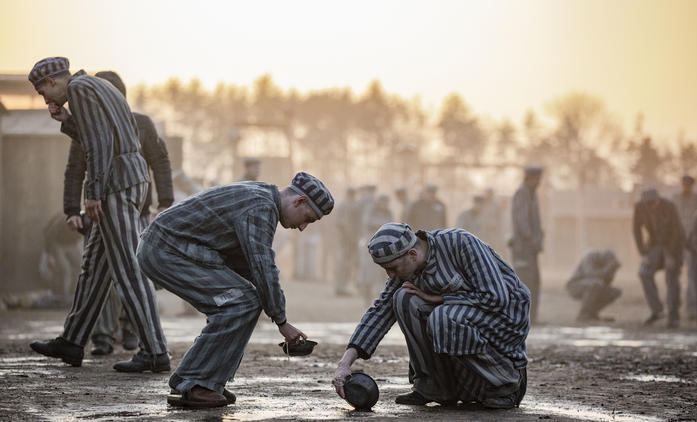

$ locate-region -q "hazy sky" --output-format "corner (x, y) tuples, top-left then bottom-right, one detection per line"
(1, 0), (696, 142)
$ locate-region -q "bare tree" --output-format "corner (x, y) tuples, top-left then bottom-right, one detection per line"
(546, 92), (621, 189)
(437, 93), (487, 164)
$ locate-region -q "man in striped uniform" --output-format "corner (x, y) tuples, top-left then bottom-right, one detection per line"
(55, 70), (175, 355)
(137, 172), (333, 408)
(28, 57), (169, 372)
(333, 223), (530, 409)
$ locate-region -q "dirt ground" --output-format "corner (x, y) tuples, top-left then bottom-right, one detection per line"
(1, 271), (696, 422)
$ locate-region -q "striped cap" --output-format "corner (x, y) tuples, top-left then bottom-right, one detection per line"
(288, 172), (334, 219)
(368, 223), (417, 264)
(29, 57), (71, 89)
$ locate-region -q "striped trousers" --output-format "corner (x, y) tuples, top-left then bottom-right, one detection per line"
(136, 239), (262, 394)
(62, 183), (167, 356)
(92, 214), (151, 344)
(393, 288), (523, 403)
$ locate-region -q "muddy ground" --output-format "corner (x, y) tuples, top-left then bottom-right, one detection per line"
(1, 271), (696, 422)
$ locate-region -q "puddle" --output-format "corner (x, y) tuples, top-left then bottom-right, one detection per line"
(624, 374), (690, 383)
(9, 318), (695, 351)
(528, 326), (697, 349)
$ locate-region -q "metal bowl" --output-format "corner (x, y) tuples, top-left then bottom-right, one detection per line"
(344, 372), (379, 410)
(278, 340), (318, 357)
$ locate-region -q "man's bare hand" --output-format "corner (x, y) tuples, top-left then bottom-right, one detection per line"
(402, 281), (444, 304)
(332, 365), (352, 399)
(66, 215), (83, 231)
(278, 321), (307, 346)
(48, 103), (69, 122)
(332, 347), (358, 399)
(85, 199), (104, 224)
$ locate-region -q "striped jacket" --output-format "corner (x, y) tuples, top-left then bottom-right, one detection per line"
(140, 182), (287, 323)
(63, 112), (174, 218)
(348, 228), (530, 368)
(61, 70), (149, 200)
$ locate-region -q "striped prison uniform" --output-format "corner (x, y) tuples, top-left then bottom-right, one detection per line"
(58, 70), (167, 356)
(137, 182), (287, 394)
(509, 182), (543, 323)
(63, 110), (174, 345)
(348, 229), (530, 403)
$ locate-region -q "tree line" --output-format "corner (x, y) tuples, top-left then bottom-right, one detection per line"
(132, 75), (696, 193)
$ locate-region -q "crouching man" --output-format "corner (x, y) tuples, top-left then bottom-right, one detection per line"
(333, 223), (530, 409)
(138, 172), (333, 408)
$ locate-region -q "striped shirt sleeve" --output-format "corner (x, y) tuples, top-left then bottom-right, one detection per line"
(234, 206), (286, 323)
(347, 277), (402, 358)
(66, 83), (114, 200)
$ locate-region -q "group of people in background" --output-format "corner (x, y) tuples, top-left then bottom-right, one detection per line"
(332, 163), (697, 331)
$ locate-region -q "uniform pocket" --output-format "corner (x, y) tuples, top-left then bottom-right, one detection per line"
(442, 273), (465, 293)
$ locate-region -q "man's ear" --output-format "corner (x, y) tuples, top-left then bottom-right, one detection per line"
(45, 77), (56, 86)
(295, 195), (308, 207)
(407, 249), (418, 261)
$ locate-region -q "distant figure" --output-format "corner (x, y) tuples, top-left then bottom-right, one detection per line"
(237, 157), (261, 182)
(334, 187), (359, 296)
(293, 220), (320, 280)
(357, 194), (394, 303)
(39, 212), (83, 296)
(355, 185), (378, 297)
(172, 169), (204, 203)
(509, 166), (544, 324)
(566, 249), (622, 322)
(482, 188), (506, 254)
(456, 195), (486, 237)
(633, 187), (685, 328)
(394, 187), (411, 223)
(671, 175), (697, 322)
(405, 183), (447, 231)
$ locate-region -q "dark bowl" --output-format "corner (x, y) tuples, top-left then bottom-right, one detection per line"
(344, 372), (379, 410)
(278, 340), (318, 357)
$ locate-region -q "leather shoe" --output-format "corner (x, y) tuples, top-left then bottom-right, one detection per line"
(169, 388), (236, 405)
(113, 350), (170, 373)
(176, 386), (228, 408)
(395, 391), (431, 405)
(483, 393), (516, 409)
(515, 367), (527, 407)
(121, 329), (139, 351)
(30, 337), (83, 367)
(91, 341), (114, 356)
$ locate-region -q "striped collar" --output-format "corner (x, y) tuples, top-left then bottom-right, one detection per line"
(416, 230), (438, 276)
